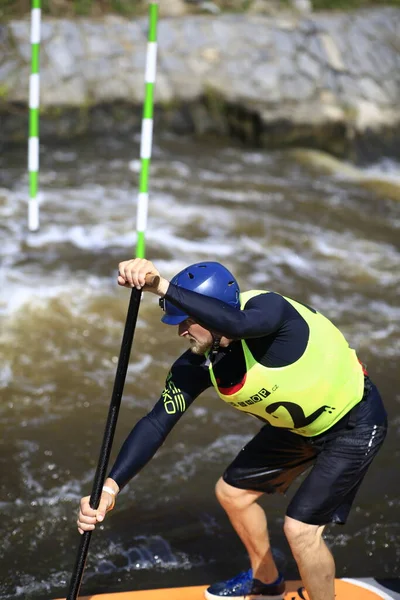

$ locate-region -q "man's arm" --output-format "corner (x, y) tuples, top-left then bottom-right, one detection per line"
(109, 349), (211, 489)
(116, 258), (287, 339)
(165, 287), (287, 339)
(77, 350), (211, 533)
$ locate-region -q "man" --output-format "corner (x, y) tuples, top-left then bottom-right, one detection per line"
(77, 258), (387, 600)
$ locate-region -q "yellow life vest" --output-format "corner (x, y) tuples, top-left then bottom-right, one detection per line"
(208, 290), (364, 437)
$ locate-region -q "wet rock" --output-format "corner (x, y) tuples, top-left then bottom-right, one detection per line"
(289, 148), (400, 202)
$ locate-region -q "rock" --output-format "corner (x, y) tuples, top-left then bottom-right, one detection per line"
(289, 148), (361, 178)
(318, 33), (346, 72)
(288, 148), (400, 201)
(158, 0), (191, 17)
(289, 0), (312, 14)
(247, 0), (282, 16)
(199, 2), (222, 14)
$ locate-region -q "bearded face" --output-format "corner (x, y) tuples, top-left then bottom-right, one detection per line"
(178, 319), (213, 355)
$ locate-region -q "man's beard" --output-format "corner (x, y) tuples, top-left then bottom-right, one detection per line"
(189, 338), (212, 355)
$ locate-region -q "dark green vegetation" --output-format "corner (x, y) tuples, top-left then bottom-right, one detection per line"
(0, 0), (145, 20)
(311, 0), (400, 7)
(1, 0), (399, 20)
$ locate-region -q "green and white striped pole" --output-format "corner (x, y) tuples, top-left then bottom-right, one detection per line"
(28, 0), (41, 232)
(135, 1), (159, 258)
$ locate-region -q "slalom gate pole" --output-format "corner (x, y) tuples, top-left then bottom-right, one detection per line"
(28, 0), (41, 232)
(136, 1), (159, 258)
(65, 3), (159, 599)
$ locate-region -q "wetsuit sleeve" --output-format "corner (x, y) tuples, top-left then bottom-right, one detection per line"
(108, 350), (211, 490)
(164, 285), (287, 339)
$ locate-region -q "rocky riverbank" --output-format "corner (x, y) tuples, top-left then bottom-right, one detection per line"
(1, 7), (399, 161)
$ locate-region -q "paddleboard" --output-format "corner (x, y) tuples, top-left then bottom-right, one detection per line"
(56, 578), (400, 599)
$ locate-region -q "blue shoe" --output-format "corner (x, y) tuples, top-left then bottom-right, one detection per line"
(204, 569), (285, 599)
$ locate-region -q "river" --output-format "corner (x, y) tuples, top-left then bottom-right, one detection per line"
(0, 133), (399, 599)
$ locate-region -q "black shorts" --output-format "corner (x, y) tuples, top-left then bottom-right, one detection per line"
(223, 377), (387, 525)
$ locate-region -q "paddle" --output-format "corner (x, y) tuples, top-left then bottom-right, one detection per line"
(66, 276), (156, 600)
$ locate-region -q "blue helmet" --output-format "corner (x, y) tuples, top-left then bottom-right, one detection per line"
(160, 262), (240, 325)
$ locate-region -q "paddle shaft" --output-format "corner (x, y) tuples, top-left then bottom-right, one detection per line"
(66, 286), (142, 600)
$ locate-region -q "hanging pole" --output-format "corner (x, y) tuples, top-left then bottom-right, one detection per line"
(28, 0), (41, 232)
(136, 1), (159, 259)
(64, 4), (159, 599)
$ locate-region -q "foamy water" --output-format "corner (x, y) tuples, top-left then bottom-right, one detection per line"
(0, 135), (399, 599)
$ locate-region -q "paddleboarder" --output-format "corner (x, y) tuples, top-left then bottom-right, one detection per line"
(77, 258), (387, 600)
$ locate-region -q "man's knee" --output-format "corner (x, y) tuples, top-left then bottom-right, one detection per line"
(215, 477), (261, 511)
(283, 515), (324, 553)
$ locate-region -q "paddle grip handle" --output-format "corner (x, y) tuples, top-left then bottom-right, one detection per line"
(144, 273), (160, 288)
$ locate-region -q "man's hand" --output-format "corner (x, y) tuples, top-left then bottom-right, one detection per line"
(117, 258), (169, 296)
(77, 479), (119, 534)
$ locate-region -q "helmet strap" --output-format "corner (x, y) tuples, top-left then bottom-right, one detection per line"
(211, 333), (222, 357)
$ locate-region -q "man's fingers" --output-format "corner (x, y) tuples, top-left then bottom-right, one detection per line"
(117, 274), (128, 286)
(131, 260), (149, 289)
(123, 265), (135, 287)
(77, 522), (95, 533)
(79, 501), (96, 518)
(117, 258), (158, 290)
(77, 488), (117, 535)
(78, 511), (96, 524)
(118, 260), (132, 286)
(96, 500), (109, 522)
(77, 514), (96, 533)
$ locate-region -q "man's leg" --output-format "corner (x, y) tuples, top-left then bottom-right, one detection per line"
(215, 477), (280, 584)
(284, 516), (335, 600)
